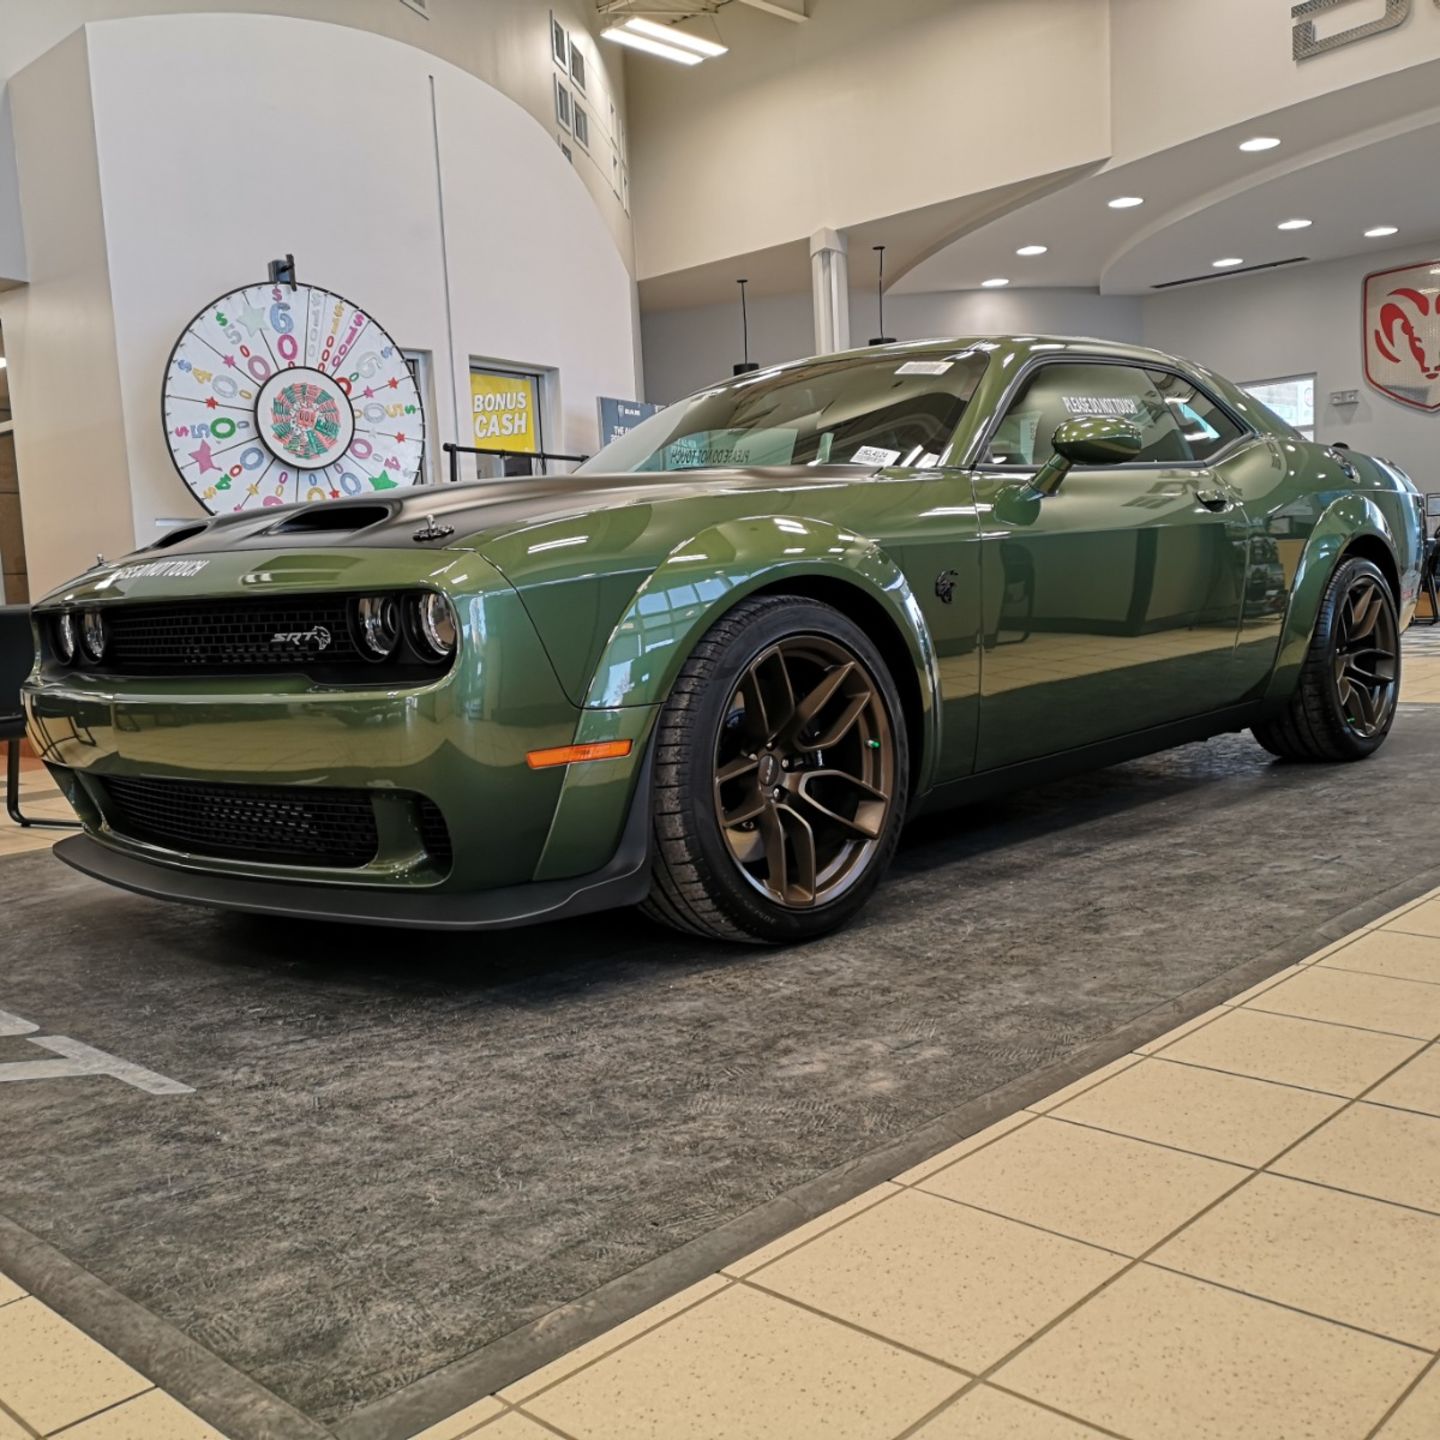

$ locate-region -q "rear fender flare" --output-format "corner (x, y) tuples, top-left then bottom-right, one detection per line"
(581, 516), (943, 793)
(1262, 494), (1396, 705)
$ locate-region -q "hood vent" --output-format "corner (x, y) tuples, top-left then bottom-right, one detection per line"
(1152, 257), (1309, 290)
(265, 504), (394, 536)
(149, 523), (212, 550)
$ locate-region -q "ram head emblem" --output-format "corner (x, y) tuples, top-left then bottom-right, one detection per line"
(1365, 263), (1440, 412)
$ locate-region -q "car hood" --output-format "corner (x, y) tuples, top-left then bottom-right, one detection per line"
(118, 467), (883, 562)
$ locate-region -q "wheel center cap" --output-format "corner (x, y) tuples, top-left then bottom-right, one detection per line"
(757, 753), (781, 788)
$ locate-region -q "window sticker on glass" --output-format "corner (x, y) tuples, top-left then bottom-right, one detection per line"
(850, 445), (902, 466)
(1061, 395), (1140, 416)
(895, 360), (953, 376)
(661, 427), (798, 470)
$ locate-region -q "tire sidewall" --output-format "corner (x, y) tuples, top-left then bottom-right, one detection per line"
(676, 599), (909, 943)
(1315, 556), (1400, 757)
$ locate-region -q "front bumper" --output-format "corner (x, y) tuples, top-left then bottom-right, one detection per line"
(25, 546), (656, 912)
(51, 749), (654, 929)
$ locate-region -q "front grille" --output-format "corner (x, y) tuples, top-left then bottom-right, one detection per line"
(98, 775), (380, 868)
(104, 597), (364, 675)
(416, 797), (453, 871)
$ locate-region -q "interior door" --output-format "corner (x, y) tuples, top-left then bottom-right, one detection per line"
(969, 360), (1252, 772)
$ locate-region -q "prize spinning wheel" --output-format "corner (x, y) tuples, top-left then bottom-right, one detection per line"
(163, 282), (427, 514)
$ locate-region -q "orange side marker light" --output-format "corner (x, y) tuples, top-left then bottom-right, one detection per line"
(526, 739), (633, 770)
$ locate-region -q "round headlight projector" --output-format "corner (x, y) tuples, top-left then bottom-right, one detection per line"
(354, 596), (402, 660)
(351, 593), (456, 664)
(414, 593), (457, 659)
(55, 612), (77, 662)
(81, 609), (108, 662)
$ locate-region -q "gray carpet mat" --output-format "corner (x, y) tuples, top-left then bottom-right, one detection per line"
(0, 710), (1436, 1436)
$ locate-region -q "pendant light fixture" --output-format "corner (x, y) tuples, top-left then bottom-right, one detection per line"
(869, 245), (894, 346)
(734, 279), (759, 375)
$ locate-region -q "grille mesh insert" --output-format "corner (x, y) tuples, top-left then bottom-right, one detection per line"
(104, 597), (363, 674)
(98, 776), (380, 868)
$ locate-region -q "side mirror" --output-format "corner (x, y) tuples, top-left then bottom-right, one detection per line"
(1032, 416), (1144, 496)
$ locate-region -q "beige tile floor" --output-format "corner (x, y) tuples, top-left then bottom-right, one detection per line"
(3, 893), (1437, 1439)
(2, 643), (1440, 1439)
(0, 755), (78, 859)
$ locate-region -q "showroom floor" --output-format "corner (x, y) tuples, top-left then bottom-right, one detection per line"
(2, 640), (1440, 1440)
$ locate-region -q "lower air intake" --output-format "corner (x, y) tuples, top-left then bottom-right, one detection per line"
(98, 776), (380, 868)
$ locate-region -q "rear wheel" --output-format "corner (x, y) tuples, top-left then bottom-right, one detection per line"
(644, 595), (908, 944)
(1252, 555), (1400, 762)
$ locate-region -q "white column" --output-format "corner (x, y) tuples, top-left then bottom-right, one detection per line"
(810, 227), (850, 356)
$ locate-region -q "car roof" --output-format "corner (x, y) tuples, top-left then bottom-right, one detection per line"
(803, 335), (1202, 372)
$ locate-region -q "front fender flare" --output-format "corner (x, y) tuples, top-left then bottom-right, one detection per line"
(1262, 493), (1397, 706)
(581, 515), (944, 795)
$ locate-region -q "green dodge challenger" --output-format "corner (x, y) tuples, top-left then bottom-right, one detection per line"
(24, 338), (1426, 943)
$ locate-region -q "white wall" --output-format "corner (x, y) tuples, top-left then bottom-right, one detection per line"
(626, 0), (1111, 282)
(0, 13), (640, 589)
(1109, 0), (1440, 163)
(0, 87), (24, 287)
(0, 0), (634, 262)
(0, 30), (133, 589)
(1142, 244), (1440, 490)
(642, 288), (1144, 404)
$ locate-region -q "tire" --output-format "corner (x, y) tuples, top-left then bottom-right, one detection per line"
(643, 595), (910, 944)
(1252, 555), (1401, 762)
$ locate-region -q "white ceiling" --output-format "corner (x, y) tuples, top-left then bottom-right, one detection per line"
(896, 59), (1440, 298)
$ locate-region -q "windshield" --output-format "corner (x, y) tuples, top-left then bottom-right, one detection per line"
(576, 350), (990, 475)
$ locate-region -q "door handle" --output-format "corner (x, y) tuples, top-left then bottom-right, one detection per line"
(1194, 488), (1232, 513)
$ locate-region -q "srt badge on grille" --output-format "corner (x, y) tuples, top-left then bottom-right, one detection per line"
(271, 626), (333, 651)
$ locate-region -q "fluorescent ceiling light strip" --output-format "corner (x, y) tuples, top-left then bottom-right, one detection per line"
(623, 17), (727, 56)
(601, 27), (703, 64)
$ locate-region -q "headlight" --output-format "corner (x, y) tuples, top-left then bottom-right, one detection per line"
(354, 595), (401, 659)
(54, 612), (77, 663)
(81, 609), (108, 662)
(413, 593), (457, 660)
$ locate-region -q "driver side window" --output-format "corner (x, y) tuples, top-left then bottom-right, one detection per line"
(984, 362), (1191, 467)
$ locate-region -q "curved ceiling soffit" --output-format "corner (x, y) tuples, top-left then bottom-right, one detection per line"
(1098, 103), (1440, 293)
(870, 158), (1111, 292)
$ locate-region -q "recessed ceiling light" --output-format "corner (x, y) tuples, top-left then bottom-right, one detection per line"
(1108, 196), (1144, 209)
(1015, 245), (1048, 257)
(622, 17), (728, 57)
(1365, 225), (1399, 238)
(1212, 258), (1245, 269)
(601, 26), (703, 63)
(981, 277), (1011, 288)
(1239, 136), (1281, 152)
(1277, 218), (1312, 231)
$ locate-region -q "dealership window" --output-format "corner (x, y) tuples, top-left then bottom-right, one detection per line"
(469, 365), (547, 478)
(983, 364), (1244, 467)
(570, 43), (587, 93)
(551, 14), (568, 69)
(401, 349), (433, 485)
(1241, 375), (1315, 440)
(554, 75), (572, 132)
(573, 103), (590, 150)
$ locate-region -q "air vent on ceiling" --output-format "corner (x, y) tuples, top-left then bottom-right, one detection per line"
(265, 504), (394, 536)
(1152, 257), (1310, 290)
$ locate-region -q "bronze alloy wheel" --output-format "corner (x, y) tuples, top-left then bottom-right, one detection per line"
(1334, 571), (1399, 737)
(712, 635), (895, 909)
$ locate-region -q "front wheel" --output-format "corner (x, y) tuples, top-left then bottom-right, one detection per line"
(1252, 555), (1400, 762)
(644, 595), (909, 944)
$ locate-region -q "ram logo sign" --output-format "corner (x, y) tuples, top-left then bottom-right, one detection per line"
(1365, 261), (1440, 412)
(1292, 0), (1439, 60)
